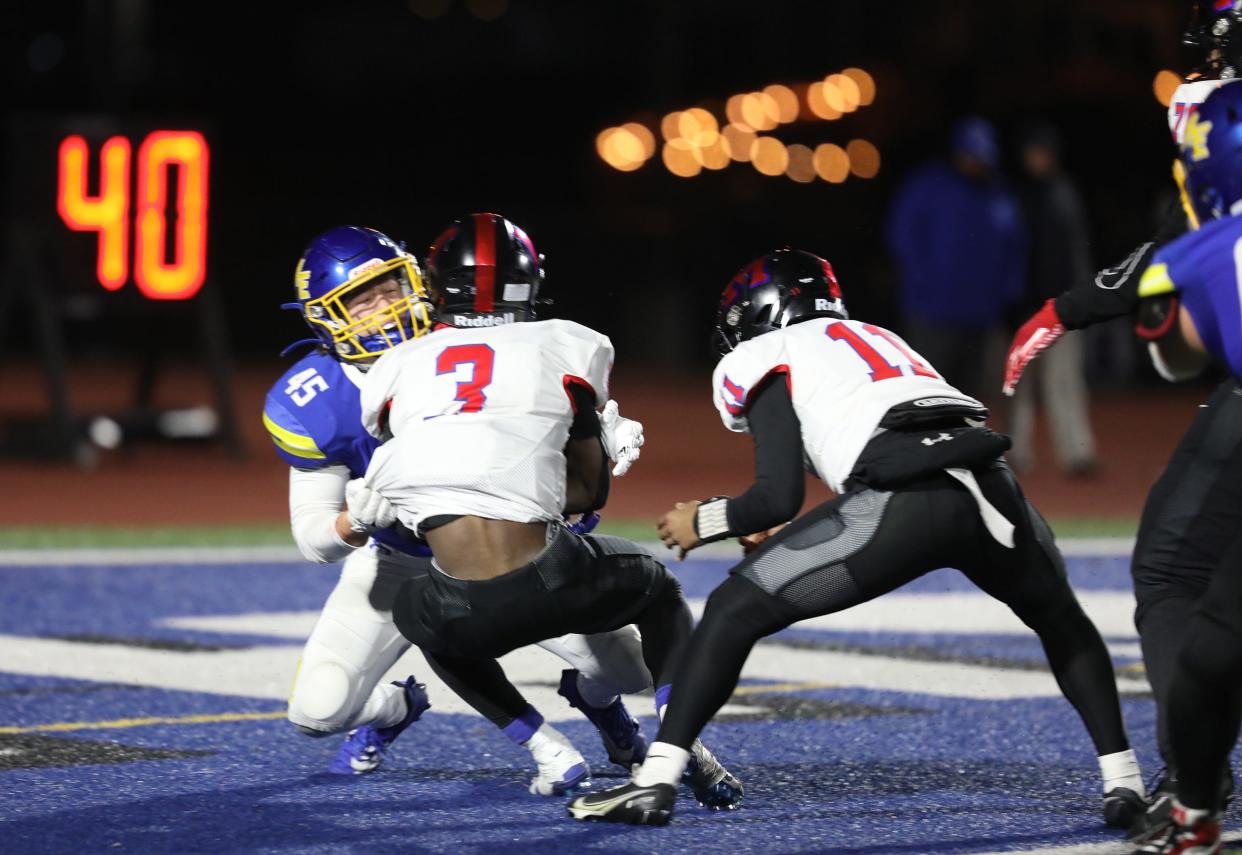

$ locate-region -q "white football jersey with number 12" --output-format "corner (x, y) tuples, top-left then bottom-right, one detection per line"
(712, 319), (983, 492)
(360, 319), (613, 531)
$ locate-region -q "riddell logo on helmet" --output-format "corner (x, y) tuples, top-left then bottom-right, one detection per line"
(815, 298), (844, 313)
(349, 258), (385, 280)
(454, 313), (516, 327)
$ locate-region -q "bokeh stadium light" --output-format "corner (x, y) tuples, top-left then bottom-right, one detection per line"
(1152, 69), (1180, 107)
(596, 123), (656, 172)
(741, 92), (781, 131)
(763, 84), (800, 124)
(722, 123), (757, 162)
(750, 136), (789, 176)
(814, 143), (849, 183)
(695, 136), (731, 170)
(785, 144), (816, 183)
(662, 138), (701, 177)
(842, 68), (876, 105)
(598, 68), (879, 182)
(678, 108), (719, 147)
(824, 74), (860, 113)
(807, 81), (843, 120)
(846, 139), (881, 179)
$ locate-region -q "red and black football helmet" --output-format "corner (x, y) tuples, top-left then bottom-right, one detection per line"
(424, 213), (543, 327)
(713, 248), (847, 358)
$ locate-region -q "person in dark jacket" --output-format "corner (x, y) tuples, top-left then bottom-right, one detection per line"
(1008, 121), (1098, 475)
(886, 116), (1027, 401)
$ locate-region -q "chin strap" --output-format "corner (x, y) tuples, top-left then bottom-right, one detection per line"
(280, 302), (322, 358)
(280, 338), (322, 358)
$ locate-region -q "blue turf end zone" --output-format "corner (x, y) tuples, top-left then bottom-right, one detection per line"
(0, 547), (1236, 854)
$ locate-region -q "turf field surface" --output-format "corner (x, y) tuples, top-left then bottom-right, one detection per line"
(1, 540), (1238, 854)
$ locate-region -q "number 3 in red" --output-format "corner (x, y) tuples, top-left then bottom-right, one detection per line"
(436, 344), (495, 412)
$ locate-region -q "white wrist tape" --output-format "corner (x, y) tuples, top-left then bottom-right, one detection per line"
(694, 497), (732, 542)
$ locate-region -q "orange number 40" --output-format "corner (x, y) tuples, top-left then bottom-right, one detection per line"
(57, 130), (209, 300)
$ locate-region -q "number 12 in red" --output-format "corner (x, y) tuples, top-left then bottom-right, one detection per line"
(436, 344), (495, 412)
(825, 322), (937, 382)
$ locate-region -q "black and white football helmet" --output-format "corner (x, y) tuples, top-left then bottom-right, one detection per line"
(712, 248), (847, 358)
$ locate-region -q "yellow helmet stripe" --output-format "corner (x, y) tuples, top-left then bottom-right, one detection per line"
(262, 412), (326, 460)
(1173, 159), (1201, 231)
(1138, 262), (1177, 299)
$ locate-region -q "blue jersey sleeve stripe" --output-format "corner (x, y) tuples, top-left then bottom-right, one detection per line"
(261, 410), (326, 460)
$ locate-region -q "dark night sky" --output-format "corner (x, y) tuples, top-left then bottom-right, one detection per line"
(2, 0), (1189, 370)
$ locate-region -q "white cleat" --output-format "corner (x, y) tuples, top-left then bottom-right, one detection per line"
(525, 724), (591, 796)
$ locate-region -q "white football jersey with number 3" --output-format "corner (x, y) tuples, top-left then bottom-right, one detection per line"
(360, 319), (613, 531)
(712, 319), (983, 492)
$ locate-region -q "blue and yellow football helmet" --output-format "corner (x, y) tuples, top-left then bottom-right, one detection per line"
(1179, 81), (1242, 223)
(285, 226), (433, 361)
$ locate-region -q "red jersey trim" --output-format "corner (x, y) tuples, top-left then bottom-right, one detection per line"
(562, 374), (596, 413)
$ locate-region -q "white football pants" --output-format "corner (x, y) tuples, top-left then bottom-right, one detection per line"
(287, 543), (649, 736)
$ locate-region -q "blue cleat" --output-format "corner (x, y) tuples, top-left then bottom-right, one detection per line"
(557, 668), (648, 769)
(683, 739), (744, 811)
(328, 676), (430, 775)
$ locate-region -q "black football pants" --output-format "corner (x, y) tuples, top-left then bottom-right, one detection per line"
(394, 527), (692, 697)
(1132, 379), (1242, 766)
(656, 462), (1131, 760)
(1165, 529), (1242, 810)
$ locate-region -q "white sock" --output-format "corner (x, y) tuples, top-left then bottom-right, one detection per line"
(632, 741), (690, 787)
(1099, 748), (1145, 797)
(355, 682), (406, 730)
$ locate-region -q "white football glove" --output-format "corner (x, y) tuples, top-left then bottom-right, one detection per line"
(344, 478), (398, 533)
(598, 399), (644, 477)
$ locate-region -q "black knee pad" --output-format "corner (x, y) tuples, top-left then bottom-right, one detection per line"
(653, 561), (683, 600)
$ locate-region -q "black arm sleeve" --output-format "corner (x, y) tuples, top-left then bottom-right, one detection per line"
(1053, 198), (1189, 329)
(725, 375), (806, 535)
(566, 382), (601, 440)
(563, 382), (609, 512)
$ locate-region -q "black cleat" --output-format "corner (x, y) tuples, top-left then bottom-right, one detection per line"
(1105, 787), (1148, 830)
(1128, 802), (1221, 854)
(683, 739), (744, 811)
(567, 782), (676, 825)
(1126, 767), (1234, 842)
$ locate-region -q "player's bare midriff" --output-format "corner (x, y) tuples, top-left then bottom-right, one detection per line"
(424, 516), (550, 581)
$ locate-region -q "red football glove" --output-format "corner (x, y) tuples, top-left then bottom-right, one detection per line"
(1002, 299), (1065, 396)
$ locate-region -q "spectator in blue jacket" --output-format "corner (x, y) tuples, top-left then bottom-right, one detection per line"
(886, 116), (1027, 400)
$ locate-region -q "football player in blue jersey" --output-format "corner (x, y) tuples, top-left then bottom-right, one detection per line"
(1125, 82), (1242, 854)
(1004, 4), (1241, 836)
(264, 225), (651, 792)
